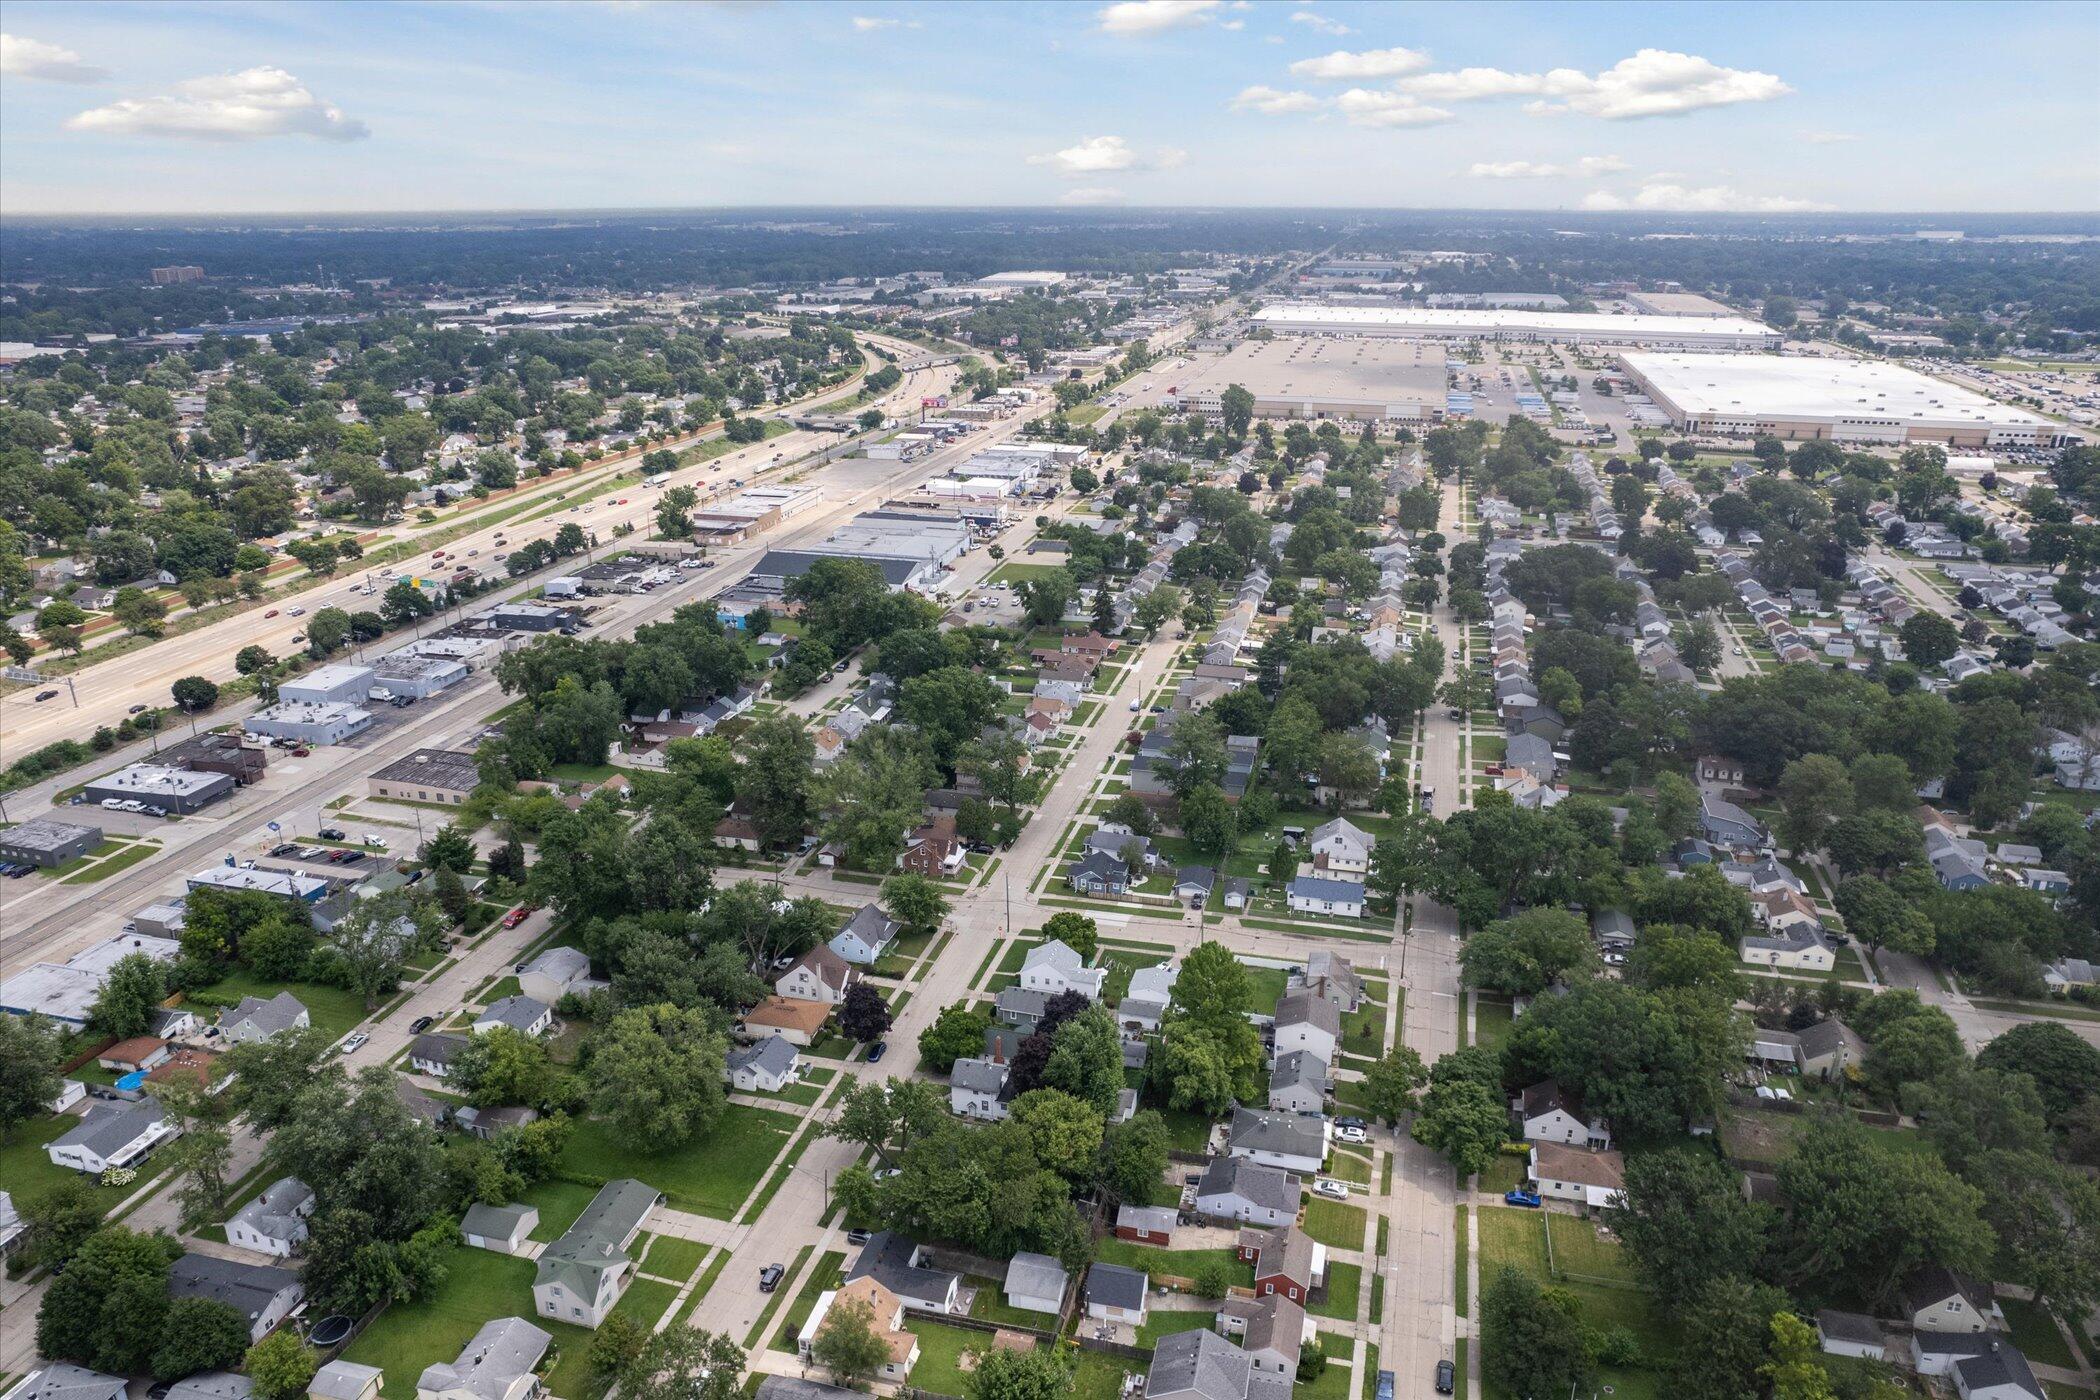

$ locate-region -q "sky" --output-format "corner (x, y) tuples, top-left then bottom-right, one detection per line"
(1, 0), (2095, 217)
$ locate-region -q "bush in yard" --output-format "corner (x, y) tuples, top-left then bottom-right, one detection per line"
(245, 1330), (320, 1400)
(1295, 1349), (1328, 1384)
(1192, 1259), (1234, 1298)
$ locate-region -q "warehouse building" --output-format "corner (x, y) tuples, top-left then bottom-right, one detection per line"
(1252, 304), (1780, 349)
(1, 932), (183, 1025)
(749, 509), (972, 593)
(387, 634), (511, 672)
(243, 701), (373, 746)
(186, 866), (329, 903)
(370, 654), (469, 699)
(1165, 336), (1449, 426)
(1619, 353), (2075, 448)
(279, 663), (376, 706)
(0, 818), (103, 869)
(369, 748), (481, 806)
(84, 763), (236, 815)
(157, 733), (267, 786)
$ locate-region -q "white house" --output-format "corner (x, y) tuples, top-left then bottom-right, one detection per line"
(1286, 875), (1364, 920)
(1528, 1142), (1626, 1211)
(1227, 1106), (1328, 1176)
(1306, 818), (1373, 877)
(776, 945), (856, 1005)
(829, 904), (901, 966)
(1514, 1081), (1612, 1150)
(949, 1058), (1011, 1121)
(47, 1099), (179, 1175)
(1194, 1157), (1300, 1228)
(225, 1177), (314, 1258)
(416, 1318), (550, 1400)
(726, 1036), (802, 1094)
(309, 1361), (383, 1400)
(517, 947), (598, 1006)
(474, 995), (554, 1039)
(1739, 930), (1837, 973)
(1117, 960), (1178, 1037)
(532, 1179), (660, 1329)
(1272, 989), (1341, 1063)
(1019, 939), (1107, 1000)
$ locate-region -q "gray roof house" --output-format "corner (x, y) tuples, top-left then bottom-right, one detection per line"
(727, 1036), (802, 1094)
(1952, 1343), (2045, 1400)
(845, 1231), (961, 1313)
(1268, 1050), (1329, 1115)
(167, 1253), (304, 1342)
(2, 1368), (127, 1400)
(47, 1097), (178, 1175)
(1066, 849), (1131, 896)
(1003, 1251), (1069, 1315)
(1294, 951), (1363, 1012)
(164, 1374), (252, 1400)
(829, 904), (901, 966)
(1273, 988), (1342, 1060)
(1147, 1324), (1289, 1400)
(1194, 1157), (1300, 1228)
(949, 1057), (1012, 1121)
(517, 946), (596, 1005)
(1815, 1309), (1888, 1362)
(225, 1176), (314, 1257)
(1084, 1262), (1150, 1323)
(1700, 795), (1769, 851)
(1228, 1105), (1329, 1174)
(533, 1178), (660, 1328)
(219, 991), (310, 1045)
(474, 995), (554, 1039)
(416, 1317), (552, 1400)
(994, 986), (1051, 1028)
(410, 1032), (469, 1077)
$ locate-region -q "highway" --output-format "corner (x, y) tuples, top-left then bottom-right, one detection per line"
(0, 334), (939, 753)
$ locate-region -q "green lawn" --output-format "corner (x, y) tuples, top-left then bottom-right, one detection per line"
(967, 1275), (1060, 1328)
(1071, 1349), (1143, 1400)
(187, 968), (371, 1041)
(344, 1244), (601, 1400)
(779, 1249), (849, 1345)
(905, 1319), (998, 1396)
(1303, 1198), (1369, 1250)
(0, 1112), (159, 1215)
(641, 1233), (711, 1282)
(519, 1178), (602, 1241)
(1479, 1152), (1527, 1194)
(2001, 1295), (2079, 1369)
(1544, 1212), (1641, 1286)
(1476, 1206), (1675, 1395)
(1472, 997), (1513, 1051)
(1327, 1151), (1372, 1187)
(1135, 1308), (1219, 1349)
(1091, 1239), (1252, 1287)
(558, 1104), (796, 1218)
(1311, 1262), (1363, 1321)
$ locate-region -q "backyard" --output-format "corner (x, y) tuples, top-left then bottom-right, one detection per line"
(1476, 1205), (1674, 1400)
(557, 1104), (797, 1217)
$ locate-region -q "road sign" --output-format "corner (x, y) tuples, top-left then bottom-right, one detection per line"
(3, 666), (41, 684)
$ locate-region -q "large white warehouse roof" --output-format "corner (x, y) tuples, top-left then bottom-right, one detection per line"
(1621, 353), (2057, 434)
(1253, 303), (1779, 347)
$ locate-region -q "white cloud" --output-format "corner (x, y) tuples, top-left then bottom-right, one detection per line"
(1288, 46), (1430, 80)
(851, 15), (920, 30)
(1062, 186), (1127, 205)
(1221, 18), (1244, 29)
(1401, 48), (1790, 120)
(1801, 129), (1860, 144)
(1584, 181), (1829, 213)
(1232, 84), (1323, 115)
(67, 66), (369, 142)
(1467, 156), (1625, 179)
(1, 33), (110, 83)
(1095, 0), (1219, 36)
(1028, 134), (1183, 177)
(1335, 89), (1452, 128)
(1290, 10), (1352, 36)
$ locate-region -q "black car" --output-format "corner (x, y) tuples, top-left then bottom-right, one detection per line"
(409, 1016), (435, 1034)
(35, 689), (59, 702)
(1335, 1116), (1367, 1131)
(319, 827), (346, 840)
(758, 1263), (785, 1292)
(129, 704), (150, 715)
(270, 843), (297, 857)
(1435, 1360), (1454, 1394)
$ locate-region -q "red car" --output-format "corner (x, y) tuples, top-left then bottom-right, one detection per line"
(501, 907), (530, 929)
(264, 609), (279, 618)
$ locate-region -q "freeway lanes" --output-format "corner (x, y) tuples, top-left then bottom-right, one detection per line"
(0, 338), (936, 754)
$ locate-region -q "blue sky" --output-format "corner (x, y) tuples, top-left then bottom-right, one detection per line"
(2, 0), (2094, 215)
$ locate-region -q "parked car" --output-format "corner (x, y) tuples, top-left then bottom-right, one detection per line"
(865, 1041), (887, 1063)
(846, 1229), (871, 1246)
(1335, 1125), (1369, 1145)
(1313, 1179), (1350, 1201)
(339, 851), (365, 865)
(1377, 1371), (1395, 1400)
(362, 835), (388, 850)
(341, 1032), (369, 1055)
(501, 906), (531, 929)
(408, 1016), (435, 1034)
(319, 827), (346, 840)
(758, 1264), (784, 1293)
(1435, 1360), (1455, 1395)
(1334, 1116), (1367, 1130)
(1503, 1189), (1542, 1209)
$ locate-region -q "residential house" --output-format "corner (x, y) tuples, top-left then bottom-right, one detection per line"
(726, 1037), (802, 1094)
(1701, 795), (1769, 852)
(1514, 1081), (1611, 1150)
(1292, 951), (1363, 1013)
(1174, 865), (1218, 908)
(739, 997), (832, 1047)
(1902, 1266), (2005, 1334)
(410, 1033), (468, 1078)
(1237, 1225), (1323, 1306)
(2, 1372), (127, 1400)
(797, 1279), (920, 1383)
(1020, 939), (1107, 1000)
(1795, 1018), (1866, 1080)
(844, 1232), (961, 1314)
(533, 1178), (660, 1328)
(460, 1203), (538, 1255)
(896, 820), (965, 878)
(225, 1177), (314, 1258)
(1194, 1157), (1300, 1228)
(1145, 1328), (1288, 1400)
(517, 947), (598, 1006)
(308, 1362), (384, 1400)
(1118, 960), (1178, 1036)
(1220, 1294), (1308, 1385)
(1066, 850), (1131, 896)
(1003, 1252), (1069, 1315)
(1740, 929), (1836, 973)
(0, 1191), (22, 1257)
(168, 1253), (304, 1342)
(1228, 1105), (1328, 1175)
(1528, 1142), (1627, 1211)
(949, 1058), (1012, 1121)
(779, 944), (857, 1003)
(1306, 818), (1373, 877)
(1268, 1050), (1329, 1115)
(1085, 1263), (1150, 1326)
(1273, 990), (1341, 1062)
(474, 995), (554, 1039)
(455, 1106), (539, 1141)
(1910, 1333), (2016, 1380)
(1950, 1344), (2045, 1400)
(994, 986), (1049, 1029)
(219, 992), (310, 1045)
(47, 1098), (179, 1175)
(415, 1318), (551, 1400)
(1286, 875), (1364, 920)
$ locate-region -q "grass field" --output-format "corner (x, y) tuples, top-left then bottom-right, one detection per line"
(904, 1319), (995, 1396)
(519, 1178), (601, 1241)
(1476, 1206), (1673, 1399)
(2001, 1296), (2079, 1369)
(1303, 1198), (1369, 1250)
(641, 1233), (711, 1281)
(558, 1104), (795, 1217)
(1135, 1308), (1219, 1349)
(188, 967), (371, 1040)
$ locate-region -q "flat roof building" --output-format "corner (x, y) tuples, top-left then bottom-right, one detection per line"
(369, 748), (481, 805)
(243, 701), (373, 746)
(1620, 352), (2074, 449)
(370, 654), (469, 699)
(1165, 336), (1448, 426)
(82, 763), (235, 814)
(156, 732), (267, 785)
(0, 818), (103, 869)
(2, 934), (182, 1026)
(186, 866), (328, 903)
(1253, 303), (1780, 349)
(280, 663), (376, 706)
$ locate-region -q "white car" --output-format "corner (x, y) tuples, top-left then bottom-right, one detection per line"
(1312, 1178), (1350, 1201)
(362, 835), (388, 850)
(1335, 1125), (1369, 1145)
(340, 1032), (369, 1054)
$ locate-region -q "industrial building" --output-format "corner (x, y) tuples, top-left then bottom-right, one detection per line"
(243, 701), (373, 746)
(1627, 291), (1741, 317)
(83, 763), (236, 814)
(369, 748), (481, 805)
(1252, 304), (1780, 349)
(386, 634), (511, 672)
(186, 866), (329, 903)
(156, 733), (267, 786)
(1618, 353), (2075, 448)
(370, 654), (469, 699)
(279, 663), (376, 706)
(1164, 337), (1449, 426)
(750, 509), (973, 592)
(1, 933), (183, 1025)
(0, 818), (103, 869)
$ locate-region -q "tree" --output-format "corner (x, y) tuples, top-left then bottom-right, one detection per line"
(113, 586), (168, 638)
(1977, 1021), (2100, 1130)
(246, 1331), (321, 1400)
(1011, 1088), (1106, 1183)
(171, 675), (220, 713)
(616, 1327), (746, 1400)
(1361, 1047), (1428, 1126)
(1099, 1110), (1171, 1203)
(1763, 1313), (1836, 1400)
(325, 891), (439, 1009)
(89, 951), (165, 1039)
(20, 1178), (104, 1273)
(37, 1226), (183, 1372)
(1777, 753), (1854, 854)
(1613, 1145), (1772, 1300)
(421, 823), (476, 872)
(1178, 782), (1239, 862)
(0, 1013), (63, 1142)
(1899, 612), (1960, 668)
(1041, 1004), (1126, 1116)
(452, 1025), (563, 1110)
(1041, 911), (1098, 960)
(881, 872), (949, 939)
(586, 1003), (727, 1149)
(840, 982), (893, 1043)
(966, 1341), (1073, 1400)
(1411, 1076), (1509, 1178)
(1480, 1267), (1593, 1400)
(1855, 991), (1965, 1101)
(739, 716), (816, 850)
(1673, 1275), (1796, 1400)
(1218, 384), (1255, 437)
(655, 485), (699, 539)
(1458, 909), (1599, 997)
(151, 1297), (251, 1382)
(918, 1002), (991, 1074)
(1833, 876), (1934, 958)
(812, 1295), (891, 1388)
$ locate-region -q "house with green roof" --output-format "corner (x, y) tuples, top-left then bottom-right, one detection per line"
(530, 1178), (660, 1328)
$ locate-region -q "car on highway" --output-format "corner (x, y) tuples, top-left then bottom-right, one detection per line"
(129, 704), (149, 714)
(1503, 1188), (1543, 1208)
(265, 609), (279, 618)
(287, 606), (305, 617)
(341, 1032), (369, 1055)
(1312, 1179), (1350, 1201)
(35, 689), (59, 702)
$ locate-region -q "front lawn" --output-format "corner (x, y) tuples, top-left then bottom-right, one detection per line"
(1303, 1198), (1369, 1250)
(558, 1104), (796, 1218)
(186, 967), (372, 1041)
(1472, 996), (1513, 1051)
(1311, 1261), (1362, 1320)
(0, 1112), (157, 1215)
(642, 1233), (711, 1282)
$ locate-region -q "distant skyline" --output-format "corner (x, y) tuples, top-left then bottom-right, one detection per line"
(2, 1), (2095, 217)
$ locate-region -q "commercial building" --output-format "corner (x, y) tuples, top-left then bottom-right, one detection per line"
(751, 509), (972, 593)
(1, 933), (182, 1026)
(0, 818), (102, 869)
(1165, 336), (1448, 426)
(482, 602), (578, 633)
(243, 701), (373, 746)
(279, 663), (376, 706)
(370, 654), (469, 699)
(186, 866), (329, 903)
(386, 634), (510, 672)
(1619, 353), (2073, 448)
(1252, 303), (1780, 349)
(1627, 290), (1740, 317)
(369, 748), (481, 805)
(82, 763), (235, 814)
(156, 732), (267, 785)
